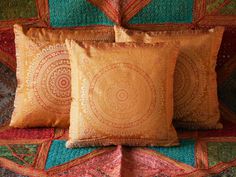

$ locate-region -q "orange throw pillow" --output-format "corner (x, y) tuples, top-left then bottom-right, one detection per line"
(66, 40), (180, 147)
(114, 26), (224, 129)
(10, 24), (114, 128)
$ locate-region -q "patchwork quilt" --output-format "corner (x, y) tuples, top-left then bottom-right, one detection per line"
(1, 119), (236, 176)
(0, 0), (236, 176)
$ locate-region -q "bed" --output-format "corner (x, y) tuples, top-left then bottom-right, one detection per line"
(0, 0), (236, 176)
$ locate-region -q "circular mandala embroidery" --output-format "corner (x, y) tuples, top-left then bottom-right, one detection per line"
(29, 44), (71, 114)
(174, 52), (207, 118)
(87, 63), (156, 129)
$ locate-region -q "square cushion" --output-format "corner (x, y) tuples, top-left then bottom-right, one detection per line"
(66, 40), (180, 147)
(10, 24), (114, 128)
(114, 26), (224, 129)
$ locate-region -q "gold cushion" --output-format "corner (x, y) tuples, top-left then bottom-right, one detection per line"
(114, 26), (224, 129)
(66, 40), (180, 147)
(10, 24), (114, 128)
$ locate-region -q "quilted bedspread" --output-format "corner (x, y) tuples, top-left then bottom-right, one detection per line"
(0, 0), (236, 176)
(0, 119), (235, 176)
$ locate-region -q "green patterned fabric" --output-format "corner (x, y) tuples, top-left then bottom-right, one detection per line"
(0, 144), (39, 166)
(0, 0), (37, 20)
(220, 0), (236, 15)
(206, 0), (225, 14)
(208, 142), (236, 167)
(49, 0), (114, 27)
(129, 0), (194, 24)
(206, 0), (236, 15)
(211, 167), (236, 177)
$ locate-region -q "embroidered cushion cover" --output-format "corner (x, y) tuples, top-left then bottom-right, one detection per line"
(10, 24), (114, 128)
(114, 26), (224, 129)
(65, 40), (180, 147)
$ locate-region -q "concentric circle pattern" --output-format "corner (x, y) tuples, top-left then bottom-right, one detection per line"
(30, 44), (71, 114)
(87, 63), (156, 129)
(174, 52), (207, 118)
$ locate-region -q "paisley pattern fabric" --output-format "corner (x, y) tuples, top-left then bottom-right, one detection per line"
(114, 26), (225, 129)
(66, 40), (179, 147)
(10, 25), (114, 128)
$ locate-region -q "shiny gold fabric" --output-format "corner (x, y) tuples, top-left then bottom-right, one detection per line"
(114, 26), (224, 129)
(66, 40), (180, 147)
(10, 24), (114, 128)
